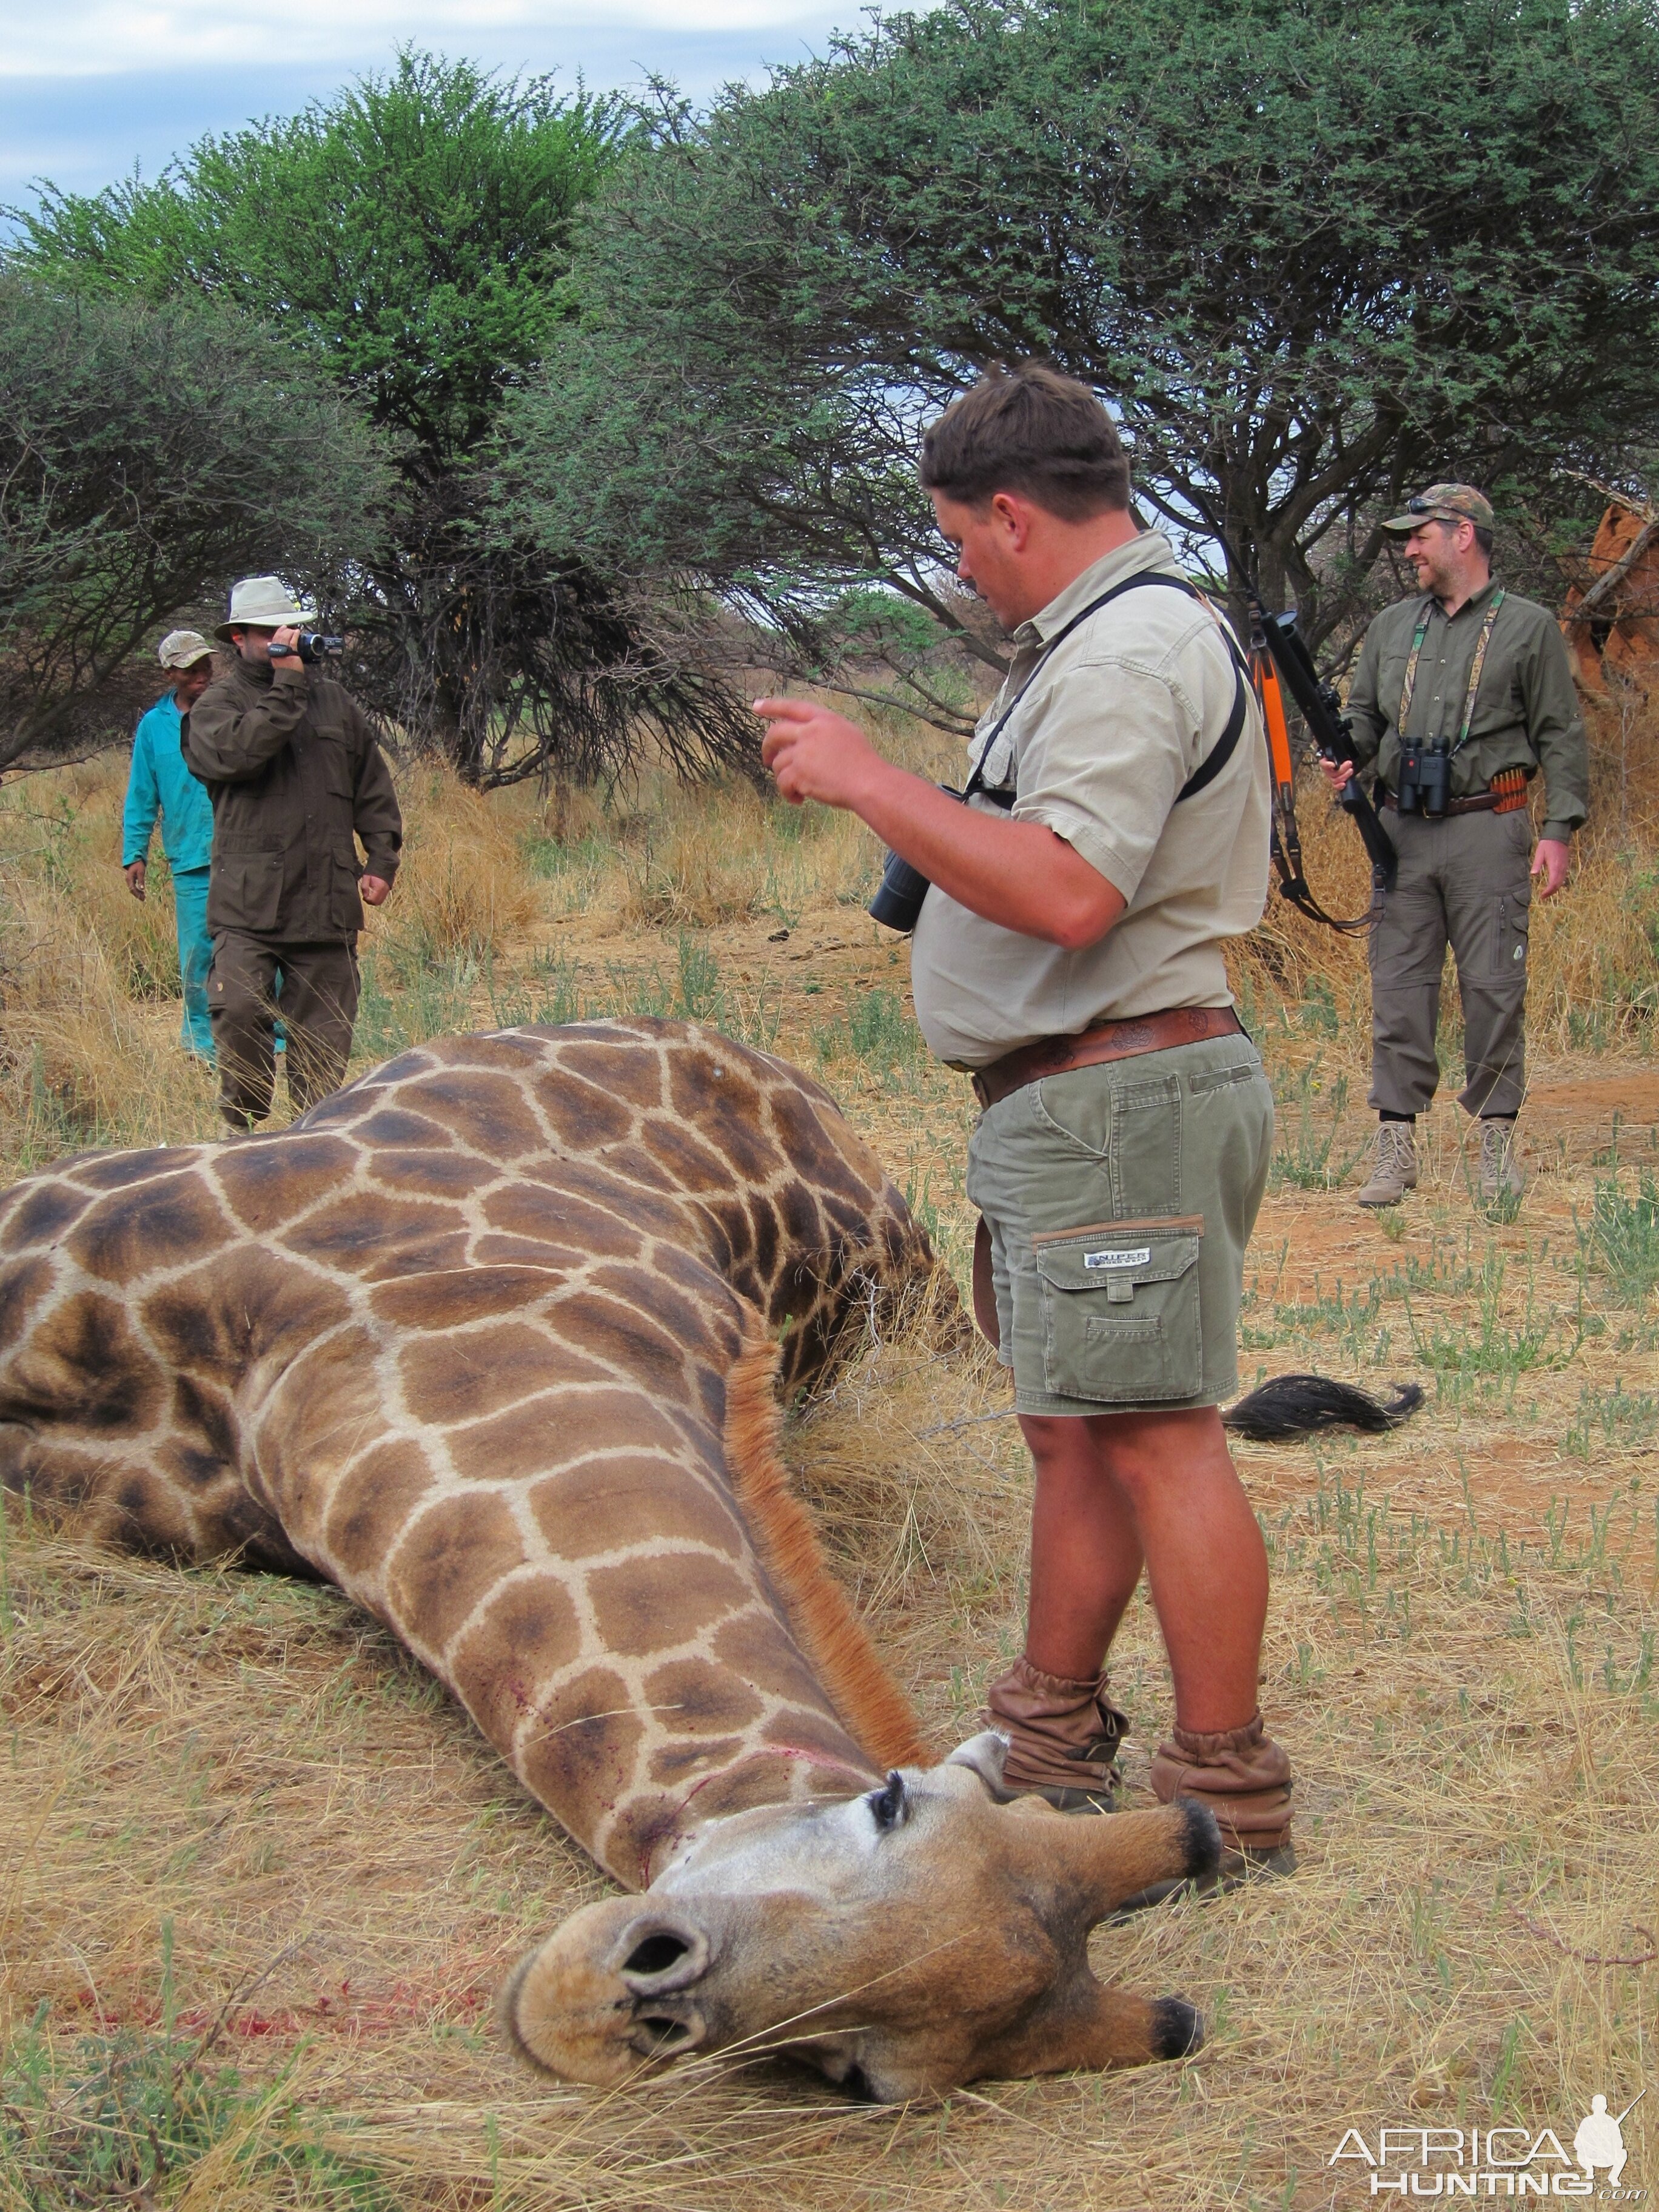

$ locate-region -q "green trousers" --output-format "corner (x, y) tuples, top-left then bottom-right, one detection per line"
(1366, 806), (1532, 1120)
(209, 931), (360, 1130)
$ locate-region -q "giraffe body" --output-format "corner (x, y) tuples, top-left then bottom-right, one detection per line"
(0, 1021), (1217, 2097)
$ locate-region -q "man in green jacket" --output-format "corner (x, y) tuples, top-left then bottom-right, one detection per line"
(1321, 486), (1588, 1208)
(184, 576), (403, 1132)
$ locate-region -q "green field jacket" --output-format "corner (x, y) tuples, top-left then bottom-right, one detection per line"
(1345, 582), (1589, 841)
(184, 659), (403, 941)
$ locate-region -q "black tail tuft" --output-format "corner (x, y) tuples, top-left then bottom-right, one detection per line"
(1150, 1996), (1205, 2060)
(1222, 1374), (1424, 1442)
(1176, 1796), (1222, 1882)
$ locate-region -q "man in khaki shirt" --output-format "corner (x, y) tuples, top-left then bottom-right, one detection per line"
(757, 365), (1292, 1871)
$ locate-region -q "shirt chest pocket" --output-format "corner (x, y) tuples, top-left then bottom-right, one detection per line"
(313, 730), (355, 800)
(1033, 1219), (1204, 1404)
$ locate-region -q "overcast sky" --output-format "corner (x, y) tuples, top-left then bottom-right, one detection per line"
(0, 1), (853, 215)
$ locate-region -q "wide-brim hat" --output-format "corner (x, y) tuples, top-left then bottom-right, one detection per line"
(1382, 483), (1495, 534)
(213, 574), (317, 641)
(158, 628), (215, 670)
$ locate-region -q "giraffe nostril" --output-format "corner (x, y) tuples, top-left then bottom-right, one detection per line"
(623, 1932), (692, 1977)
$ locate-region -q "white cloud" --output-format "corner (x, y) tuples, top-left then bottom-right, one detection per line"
(1, 0), (826, 78)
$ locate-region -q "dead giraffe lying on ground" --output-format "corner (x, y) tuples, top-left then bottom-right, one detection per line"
(0, 1020), (1217, 2100)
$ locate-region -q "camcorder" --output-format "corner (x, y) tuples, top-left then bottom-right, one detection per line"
(270, 632), (344, 664)
(1393, 741), (1451, 818)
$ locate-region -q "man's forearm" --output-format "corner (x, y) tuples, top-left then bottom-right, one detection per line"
(849, 758), (1124, 950)
(184, 670), (308, 782)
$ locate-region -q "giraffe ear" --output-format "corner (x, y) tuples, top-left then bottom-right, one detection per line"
(943, 1729), (1013, 1797)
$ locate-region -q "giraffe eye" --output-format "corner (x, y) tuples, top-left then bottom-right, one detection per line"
(866, 1772), (908, 1833)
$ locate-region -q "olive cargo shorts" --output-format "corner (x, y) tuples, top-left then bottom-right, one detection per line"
(1367, 806), (1532, 1120)
(965, 1034), (1274, 1416)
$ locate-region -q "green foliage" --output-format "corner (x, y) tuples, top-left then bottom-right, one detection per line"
(814, 986), (928, 1078)
(0, 2001), (390, 2209)
(1589, 1167), (1659, 1307)
(10, 53), (759, 789)
(0, 277), (387, 770)
(1564, 1379), (1659, 1459)
(13, 50), (613, 469)
(506, 0), (1659, 696)
(1269, 1061), (1364, 1191)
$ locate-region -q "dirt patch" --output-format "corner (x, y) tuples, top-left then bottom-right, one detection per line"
(1523, 1064), (1659, 1165)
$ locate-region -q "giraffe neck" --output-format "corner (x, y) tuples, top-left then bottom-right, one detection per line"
(0, 1021), (940, 1891)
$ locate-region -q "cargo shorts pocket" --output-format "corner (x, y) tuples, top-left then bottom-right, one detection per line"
(1492, 889), (1530, 980)
(1032, 1217), (1204, 1404)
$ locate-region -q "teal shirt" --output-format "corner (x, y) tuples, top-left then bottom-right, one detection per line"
(122, 693), (215, 871)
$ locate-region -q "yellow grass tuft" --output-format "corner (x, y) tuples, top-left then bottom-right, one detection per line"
(377, 764), (540, 970)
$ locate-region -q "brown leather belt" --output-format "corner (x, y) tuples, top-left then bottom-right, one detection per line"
(971, 1006), (1245, 1110)
(1379, 789), (1498, 816)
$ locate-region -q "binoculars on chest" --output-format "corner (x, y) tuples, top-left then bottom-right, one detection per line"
(1394, 742), (1452, 817)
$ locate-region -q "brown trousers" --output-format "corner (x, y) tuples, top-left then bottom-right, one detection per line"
(1367, 807), (1532, 1120)
(209, 931), (360, 1130)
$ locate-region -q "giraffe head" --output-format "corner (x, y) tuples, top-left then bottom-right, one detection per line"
(500, 1733), (1219, 2100)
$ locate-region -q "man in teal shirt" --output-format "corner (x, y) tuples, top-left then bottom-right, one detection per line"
(121, 631), (218, 1060)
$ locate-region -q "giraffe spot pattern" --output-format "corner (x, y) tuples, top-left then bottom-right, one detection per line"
(0, 1021), (943, 1884)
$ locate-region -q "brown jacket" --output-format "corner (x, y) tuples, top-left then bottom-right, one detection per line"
(183, 658), (402, 941)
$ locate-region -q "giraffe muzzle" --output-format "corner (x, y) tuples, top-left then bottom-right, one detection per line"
(500, 1900), (715, 2086)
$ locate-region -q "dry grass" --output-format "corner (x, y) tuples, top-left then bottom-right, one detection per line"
(380, 765), (541, 970)
(2, 689), (1657, 2207)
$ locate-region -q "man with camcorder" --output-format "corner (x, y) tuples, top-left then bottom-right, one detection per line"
(184, 575), (402, 1133)
(1321, 487), (1587, 1210)
(757, 363), (1293, 1872)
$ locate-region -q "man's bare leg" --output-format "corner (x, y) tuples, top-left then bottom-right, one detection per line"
(1021, 1413), (1144, 1680)
(1018, 1405), (1267, 1733)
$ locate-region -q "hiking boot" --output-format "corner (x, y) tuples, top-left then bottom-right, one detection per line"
(1148, 1711), (1294, 1856)
(984, 1657), (1130, 1813)
(1356, 1120), (1418, 1208)
(1478, 1118), (1524, 1206)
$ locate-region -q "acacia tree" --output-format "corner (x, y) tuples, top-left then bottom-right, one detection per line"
(0, 279), (386, 772)
(12, 52), (759, 786)
(503, 0), (1659, 706)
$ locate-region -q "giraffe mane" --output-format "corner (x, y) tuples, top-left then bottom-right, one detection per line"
(722, 1307), (929, 1772)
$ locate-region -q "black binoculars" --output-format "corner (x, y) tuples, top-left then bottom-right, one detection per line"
(1395, 742), (1451, 818)
(270, 632), (344, 664)
(868, 784), (971, 933)
(869, 847), (935, 932)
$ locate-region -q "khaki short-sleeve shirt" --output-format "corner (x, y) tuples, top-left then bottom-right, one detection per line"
(909, 531), (1271, 1070)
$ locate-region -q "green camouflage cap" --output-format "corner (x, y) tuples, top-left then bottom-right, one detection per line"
(1382, 482), (1495, 533)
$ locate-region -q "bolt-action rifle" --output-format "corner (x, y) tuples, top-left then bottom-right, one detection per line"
(1188, 495), (1397, 933)
(1250, 604), (1397, 933)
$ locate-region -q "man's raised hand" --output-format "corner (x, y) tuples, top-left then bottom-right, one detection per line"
(754, 696), (882, 810)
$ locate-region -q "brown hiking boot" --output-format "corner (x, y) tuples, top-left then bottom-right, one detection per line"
(1148, 1711), (1295, 1866)
(984, 1657), (1130, 1813)
(1478, 1118), (1524, 1207)
(1356, 1120), (1418, 1208)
